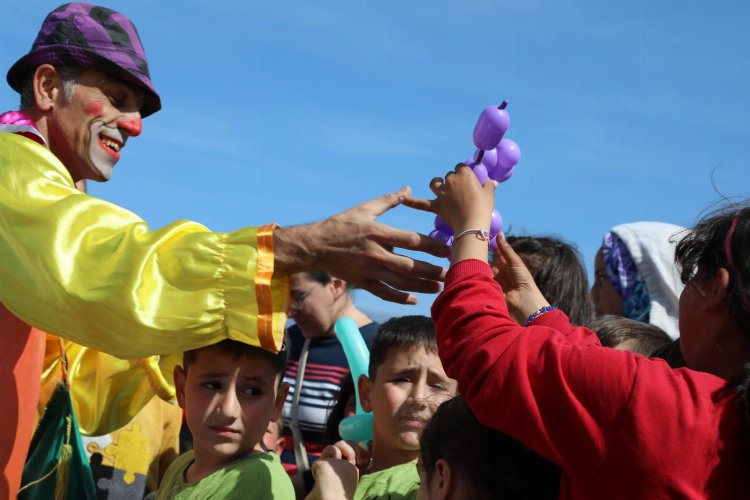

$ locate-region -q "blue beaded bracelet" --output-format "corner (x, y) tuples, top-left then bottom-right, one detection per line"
(523, 305), (557, 326)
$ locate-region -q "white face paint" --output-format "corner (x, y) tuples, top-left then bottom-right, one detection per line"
(47, 69), (143, 182)
(87, 120), (128, 181)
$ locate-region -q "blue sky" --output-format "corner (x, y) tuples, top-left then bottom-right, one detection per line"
(2, 1), (749, 321)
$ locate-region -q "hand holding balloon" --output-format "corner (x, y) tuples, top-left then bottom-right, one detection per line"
(431, 100), (521, 252)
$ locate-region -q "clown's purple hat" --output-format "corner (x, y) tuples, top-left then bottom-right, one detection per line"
(6, 2), (161, 117)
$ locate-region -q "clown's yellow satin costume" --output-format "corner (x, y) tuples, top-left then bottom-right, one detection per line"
(0, 130), (289, 495)
(0, 131), (289, 356)
(39, 336), (180, 435)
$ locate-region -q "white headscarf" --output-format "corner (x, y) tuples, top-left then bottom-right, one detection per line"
(608, 222), (687, 339)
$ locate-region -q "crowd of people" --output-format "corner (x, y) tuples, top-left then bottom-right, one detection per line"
(2, 3), (749, 500)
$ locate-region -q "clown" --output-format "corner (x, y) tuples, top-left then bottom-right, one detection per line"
(0, 3), (447, 497)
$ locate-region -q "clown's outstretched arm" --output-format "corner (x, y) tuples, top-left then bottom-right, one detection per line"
(0, 134), (446, 358)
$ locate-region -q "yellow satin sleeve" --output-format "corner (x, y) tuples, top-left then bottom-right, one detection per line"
(66, 343), (180, 435)
(39, 334), (180, 435)
(0, 132), (289, 358)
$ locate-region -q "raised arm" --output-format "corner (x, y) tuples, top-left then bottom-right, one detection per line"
(404, 165), (637, 479)
(1, 134), (448, 358)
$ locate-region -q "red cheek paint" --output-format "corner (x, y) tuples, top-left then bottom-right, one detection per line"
(118, 117), (142, 137)
(84, 100), (104, 117)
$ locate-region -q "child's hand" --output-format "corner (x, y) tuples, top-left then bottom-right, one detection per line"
(305, 458), (359, 500)
(492, 234), (550, 324)
(320, 440), (371, 473)
(401, 164), (496, 233)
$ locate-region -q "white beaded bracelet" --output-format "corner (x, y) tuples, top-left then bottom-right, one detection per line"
(453, 228), (490, 244)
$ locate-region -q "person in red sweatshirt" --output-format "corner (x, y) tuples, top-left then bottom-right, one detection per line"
(403, 165), (750, 498)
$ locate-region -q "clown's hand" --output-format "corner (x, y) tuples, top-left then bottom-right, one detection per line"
(274, 187), (449, 305)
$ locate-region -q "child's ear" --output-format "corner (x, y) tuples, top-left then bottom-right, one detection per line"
(358, 374), (373, 413)
(709, 267), (731, 309)
(275, 435), (286, 456)
(272, 382), (290, 420)
(174, 365), (187, 409)
(696, 268), (731, 311)
(433, 458), (454, 500)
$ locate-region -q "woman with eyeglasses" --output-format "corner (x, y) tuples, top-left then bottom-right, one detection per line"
(280, 271), (378, 497)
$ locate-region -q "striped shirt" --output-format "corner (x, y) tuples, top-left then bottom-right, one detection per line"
(282, 322), (378, 447)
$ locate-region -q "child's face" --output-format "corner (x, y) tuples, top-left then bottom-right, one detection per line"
(361, 345), (457, 452)
(175, 347), (288, 469)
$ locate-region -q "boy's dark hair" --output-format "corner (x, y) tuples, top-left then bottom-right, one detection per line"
(183, 338), (288, 376)
(649, 338), (687, 368)
(420, 396), (560, 500)
(506, 235), (594, 326)
(588, 314), (672, 356)
(368, 315), (436, 379)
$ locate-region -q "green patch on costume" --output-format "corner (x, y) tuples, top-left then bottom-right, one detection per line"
(19, 382), (96, 500)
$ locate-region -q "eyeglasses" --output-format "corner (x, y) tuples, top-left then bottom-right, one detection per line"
(289, 284), (320, 311)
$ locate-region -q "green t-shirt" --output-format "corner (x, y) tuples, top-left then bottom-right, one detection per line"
(354, 462), (420, 500)
(155, 450), (294, 499)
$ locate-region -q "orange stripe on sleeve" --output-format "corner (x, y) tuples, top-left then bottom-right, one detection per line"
(255, 224), (279, 351)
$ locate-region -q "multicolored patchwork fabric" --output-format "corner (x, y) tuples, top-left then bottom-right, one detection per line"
(6, 2), (161, 116)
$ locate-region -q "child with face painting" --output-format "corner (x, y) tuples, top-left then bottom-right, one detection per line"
(310, 315), (457, 500)
(402, 166), (750, 498)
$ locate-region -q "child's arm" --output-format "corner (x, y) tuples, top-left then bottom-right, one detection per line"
(406, 165), (634, 480)
(432, 260), (637, 479)
(320, 440), (371, 473)
(402, 164), (550, 321)
(304, 458), (359, 500)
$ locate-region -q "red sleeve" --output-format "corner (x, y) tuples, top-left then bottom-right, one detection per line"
(432, 260), (638, 482)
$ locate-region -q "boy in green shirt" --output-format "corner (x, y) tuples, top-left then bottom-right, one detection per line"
(315, 316), (458, 500)
(156, 340), (292, 499)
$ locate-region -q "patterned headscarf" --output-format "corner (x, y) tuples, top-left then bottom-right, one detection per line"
(601, 231), (651, 323)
